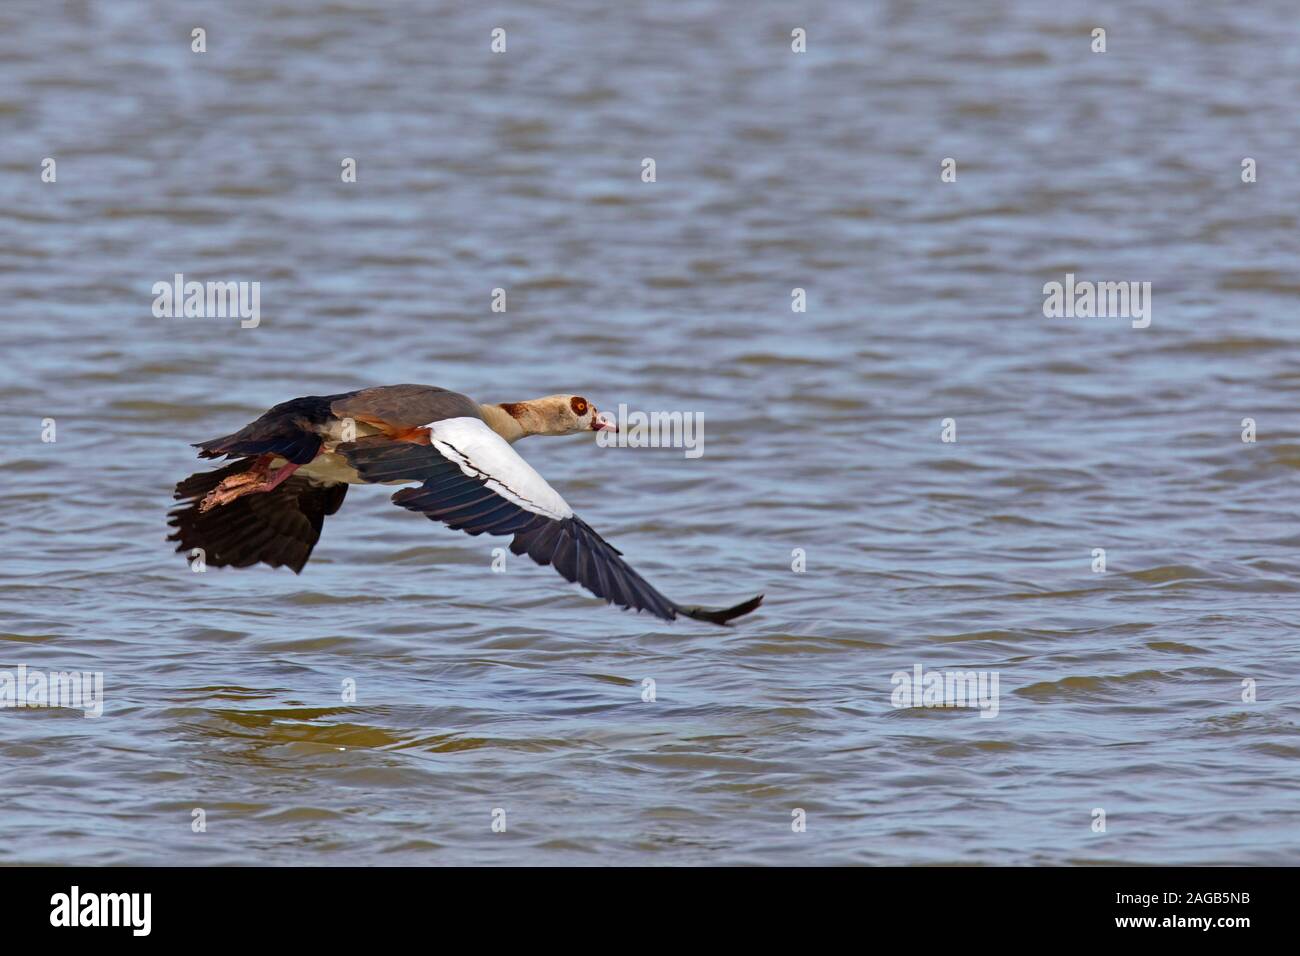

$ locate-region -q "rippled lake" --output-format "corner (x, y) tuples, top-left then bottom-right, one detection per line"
(1, 0), (1298, 864)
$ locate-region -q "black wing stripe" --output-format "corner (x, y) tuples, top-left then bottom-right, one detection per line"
(515, 520), (563, 563)
(594, 547), (629, 606)
(434, 489), (508, 516)
(552, 534), (577, 582)
(607, 547), (656, 613)
(444, 498), (518, 532)
(590, 549), (618, 606)
(474, 508), (540, 536)
(574, 536), (593, 592)
(370, 449), (462, 485)
(420, 469), (478, 495)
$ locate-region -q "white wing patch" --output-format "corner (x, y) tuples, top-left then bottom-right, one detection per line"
(426, 417), (573, 521)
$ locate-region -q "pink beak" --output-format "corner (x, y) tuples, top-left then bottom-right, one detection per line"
(592, 409), (618, 432)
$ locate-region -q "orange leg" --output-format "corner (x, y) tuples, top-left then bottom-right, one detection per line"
(260, 459), (301, 492)
(199, 456), (302, 512)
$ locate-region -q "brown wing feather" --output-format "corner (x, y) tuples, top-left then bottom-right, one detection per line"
(330, 385), (481, 430)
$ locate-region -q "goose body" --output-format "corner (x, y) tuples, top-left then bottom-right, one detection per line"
(168, 384), (762, 625)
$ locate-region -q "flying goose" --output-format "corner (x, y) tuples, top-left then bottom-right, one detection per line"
(167, 384), (763, 625)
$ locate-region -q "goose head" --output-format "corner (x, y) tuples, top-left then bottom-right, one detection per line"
(482, 394), (617, 442)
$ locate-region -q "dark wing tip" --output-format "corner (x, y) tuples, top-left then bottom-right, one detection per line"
(675, 593), (764, 626)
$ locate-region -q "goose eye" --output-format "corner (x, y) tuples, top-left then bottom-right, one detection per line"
(571, 397), (588, 415)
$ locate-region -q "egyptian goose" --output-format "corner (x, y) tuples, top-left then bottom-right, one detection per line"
(167, 385), (763, 625)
